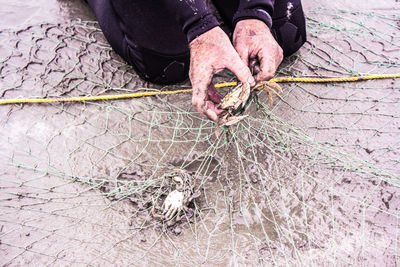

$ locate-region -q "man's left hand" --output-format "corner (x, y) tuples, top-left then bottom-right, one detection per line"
(233, 19), (283, 82)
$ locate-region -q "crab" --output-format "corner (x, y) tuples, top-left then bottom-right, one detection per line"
(152, 169), (200, 222)
(217, 81), (283, 126)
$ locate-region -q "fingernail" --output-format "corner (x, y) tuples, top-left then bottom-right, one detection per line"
(247, 76), (256, 87)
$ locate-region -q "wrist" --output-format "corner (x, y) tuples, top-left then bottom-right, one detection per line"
(186, 13), (220, 43)
(189, 26), (223, 50)
(233, 8), (272, 29)
(235, 19), (270, 30)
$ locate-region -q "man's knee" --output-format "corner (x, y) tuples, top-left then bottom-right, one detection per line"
(126, 45), (190, 84)
(271, 0), (307, 57)
(87, 0), (190, 85)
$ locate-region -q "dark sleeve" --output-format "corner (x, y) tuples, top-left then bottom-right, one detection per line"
(233, 0), (275, 28)
(163, 0), (220, 43)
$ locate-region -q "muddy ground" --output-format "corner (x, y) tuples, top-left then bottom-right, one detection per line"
(0, 0), (399, 266)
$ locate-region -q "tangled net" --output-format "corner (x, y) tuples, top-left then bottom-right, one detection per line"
(0, 8), (399, 265)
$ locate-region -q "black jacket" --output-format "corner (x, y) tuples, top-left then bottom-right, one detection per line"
(167, 0), (274, 42)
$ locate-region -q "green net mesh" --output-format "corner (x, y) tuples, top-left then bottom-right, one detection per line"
(0, 7), (399, 265)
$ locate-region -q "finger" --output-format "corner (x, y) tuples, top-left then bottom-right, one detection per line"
(249, 58), (258, 69)
(207, 101), (224, 117)
(203, 102), (219, 121)
(192, 83), (210, 119)
(165, 207), (173, 219)
(227, 54), (256, 86)
(168, 208), (177, 220)
(191, 68), (215, 120)
(163, 203), (170, 214)
(276, 46), (284, 66)
(255, 49), (276, 82)
(207, 101), (224, 116)
(235, 44), (249, 68)
(249, 58), (261, 75)
(254, 65), (261, 76)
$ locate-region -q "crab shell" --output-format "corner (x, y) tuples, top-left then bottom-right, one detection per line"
(219, 82), (251, 110)
(172, 176), (183, 186)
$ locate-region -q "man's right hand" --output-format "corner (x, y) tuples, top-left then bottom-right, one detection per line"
(189, 27), (255, 121)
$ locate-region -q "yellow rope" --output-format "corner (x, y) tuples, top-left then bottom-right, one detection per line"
(1, 73), (399, 105)
(270, 73), (400, 83)
(0, 89), (193, 105)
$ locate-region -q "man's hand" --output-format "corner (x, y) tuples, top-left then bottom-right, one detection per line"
(189, 27), (255, 121)
(233, 19), (283, 82)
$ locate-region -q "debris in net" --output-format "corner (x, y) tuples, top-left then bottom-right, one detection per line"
(152, 168), (200, 224)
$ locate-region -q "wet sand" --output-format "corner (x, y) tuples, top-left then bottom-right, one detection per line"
(0, 0), (399, 266)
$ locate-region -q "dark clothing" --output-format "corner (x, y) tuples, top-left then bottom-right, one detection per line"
(87, 0), (306, 84)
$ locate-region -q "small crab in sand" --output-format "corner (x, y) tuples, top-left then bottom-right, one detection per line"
(218, 81), (283, 126)
(152, 169), (200, 222)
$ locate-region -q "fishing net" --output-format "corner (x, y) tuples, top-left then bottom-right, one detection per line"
(0, 7), (399, 266)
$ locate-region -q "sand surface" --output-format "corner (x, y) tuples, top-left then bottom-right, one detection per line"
(0, 0), (399, 265)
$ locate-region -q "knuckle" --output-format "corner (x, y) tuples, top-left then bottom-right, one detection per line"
(192, 98), (199, 107)
(277, 47), (284, 59)
(261, 71), (274, 80)
(191, 94), (199, 104)
(278, 45), (283, 54)
(194, 102), (204, 112)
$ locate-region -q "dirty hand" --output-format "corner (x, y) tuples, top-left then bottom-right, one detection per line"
(233, 19), (283, 82)
(189, 27), (255, 121)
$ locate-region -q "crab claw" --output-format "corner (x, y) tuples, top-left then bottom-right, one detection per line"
(218, 114), (248, 126)
(163, 190), (184, 220)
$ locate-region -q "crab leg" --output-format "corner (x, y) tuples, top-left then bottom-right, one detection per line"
(254, 81), (283, 106)
(267, 93), (274, 106)
(265, 81), (283, 93)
